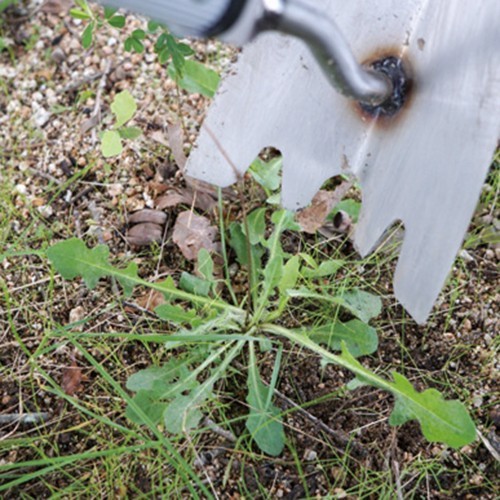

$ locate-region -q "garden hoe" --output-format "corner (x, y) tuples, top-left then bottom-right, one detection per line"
(105, 0), (500, 323)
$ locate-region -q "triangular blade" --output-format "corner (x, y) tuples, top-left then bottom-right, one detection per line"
(186, 0), (500, 323)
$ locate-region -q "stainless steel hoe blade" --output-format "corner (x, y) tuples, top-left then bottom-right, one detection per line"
(186, 0), (500, 323)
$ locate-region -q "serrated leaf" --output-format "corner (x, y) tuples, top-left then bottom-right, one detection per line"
(164, 395), (204, 434)
(155, 303), (200, 326)
(302, 259), (344, 278)
(101, 130), (123, 157)
(246, 357), (285, 456)
(47, 238), (110, 289)
(268, 329), (476, 449)
(117, 262), (139, 297)
(388, 372), (476, 448)
(111, 90), (137, 128)
(179, 272), (211, 297)
(125, 390), (166, 425)
(126, 360), (187, 394)
(168, 60), (220, 98)
(308, 319), (378, 357)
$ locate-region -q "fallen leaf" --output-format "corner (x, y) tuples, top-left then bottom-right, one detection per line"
(296, 181), (353, 234)
(41, 0), (72, 14)
(62, 359), (83, 397)
(156, 188), (217, 213)
(127, 223), (164, 246)
(129, 209), (167, 226)
(173, 211), (218, 261)
(136, 289), (167, 311)
(166, 121), (188, 170)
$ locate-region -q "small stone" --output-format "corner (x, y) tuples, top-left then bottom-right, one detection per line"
(32, 106), (51, 127)
(37, 205), (54, 218)
(304, 449), (318, 461)
(69, 306), (86, 331)
(51, 47), (66, 64)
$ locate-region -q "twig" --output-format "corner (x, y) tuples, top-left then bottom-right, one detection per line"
(477, 429), (500, 462)
(63, 71), (105, 93)
(392, 460), (404, 500)
(0, 412), (51, 425)
(203, 417), (237, 443)
(90, 59), (112, 145)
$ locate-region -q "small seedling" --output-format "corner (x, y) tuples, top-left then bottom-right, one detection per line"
(101, 90), (141, 158)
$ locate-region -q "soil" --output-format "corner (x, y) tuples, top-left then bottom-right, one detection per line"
(0, 2), (498, 499)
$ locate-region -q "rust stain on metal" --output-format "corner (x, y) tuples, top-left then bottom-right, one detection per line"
(352, 48), (415, 130)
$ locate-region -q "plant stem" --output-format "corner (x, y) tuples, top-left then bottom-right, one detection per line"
(217, 188), (238, 305)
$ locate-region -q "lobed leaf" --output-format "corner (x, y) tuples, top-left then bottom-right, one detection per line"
(308, 319), (378, 357)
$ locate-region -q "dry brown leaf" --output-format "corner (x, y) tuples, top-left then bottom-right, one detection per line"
(166, 122), (188, 170)
(136, 290), (166, 311)
(156, 188), (217, 213)
(61, 359), (83, 397)
(156, 190), (192, 209)
(129, 209), (167, 226)
(296, 181), (353, 234)
(173, 211), (218, 261)
(127, 223), (164, 246)
(41, 0), (72, 14)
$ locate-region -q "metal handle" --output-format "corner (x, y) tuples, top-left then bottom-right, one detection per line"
(259, 0), (392, 105)
(99, 0), (392, 105)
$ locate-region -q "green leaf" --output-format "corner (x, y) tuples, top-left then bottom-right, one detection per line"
(229, 222), (264, 270)
(337, 289), (382, 323)
(308, 319), (378, 357)
(168, 60), (220, 98)
(118, 126), (142, 139)
(302, 260), (344, 279)
(117, 262), (139, 297)
(197, 248), (214, 283)
(288, 288), (382, 323)
(126, 361), (185, 393)
(155, 303), (200, 326)
(179, 272), (211, 297)
(263, 254), (283, 297)
(268, 327), (477, 449)
(70, 9), (92, 20)
(246, 350), (285, 456)
(388, 372), (476, 447)
(108, 15), (125, 28)
(125, 390), (166, 425)
(329, 199), (361, 223)
(278, 255), (300, 296)
(245, 208), (266, 245)
(81, 22), (94, 49)
(46, 238), (110, 290)
(250, 157), (282, 192)
(164, 395), (204, 434)
(111, 90), (137, 128)
(101, 130), (123, 157)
